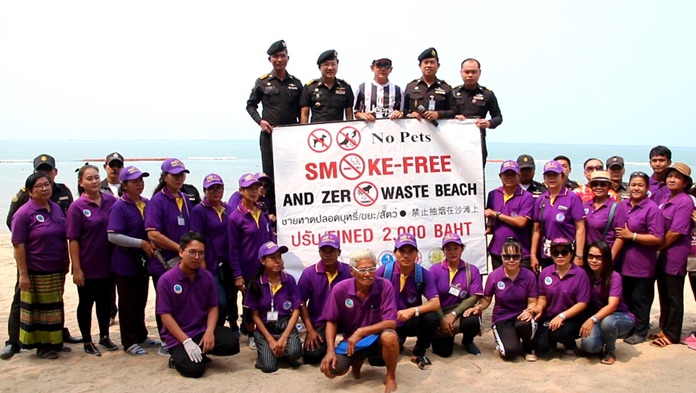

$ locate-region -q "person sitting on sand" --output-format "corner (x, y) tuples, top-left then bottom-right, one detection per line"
(320, 249), (399, 393)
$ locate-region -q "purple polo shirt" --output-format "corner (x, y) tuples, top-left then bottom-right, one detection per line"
(484, 266), (538, 325)
(649, 175), (669, 203)
(657, 192), (694, 276)
(430, 260), (483, 309)
(66, 194), (116, 279)
(615, 198), (664, 278)
(321, 277), (397, 342)
(589, 271), (634, 322)
(227, 203), (273, 281)
(533, 187), (585, 257)
(156, 265), (218, 349)
(11, 199), (67, 273)
(538, 264), (590, 317)
(243, 271), (301, 325)
(227, 193), (272, 216)
(190, 199), (230, 276)
(108, 194), (152, 277)
(297, 261), (352, 327)
(486, 186), (534, 258)
(145, 188), (192, 276)
(375, 262), (438, 326)
(583, 198), (619, 247)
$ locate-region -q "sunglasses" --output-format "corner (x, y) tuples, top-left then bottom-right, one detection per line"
(550, 248), (571, 257)
(375, 62), (392, 68)
(585, 165), (603, 172)
(587, 253), (603, 261)
(590, 181), (609, 188)
(501, 254), (522, 261)
(630, 171), (649, 181)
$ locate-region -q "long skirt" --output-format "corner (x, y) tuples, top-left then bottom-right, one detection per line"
(19, 272), (65, 350)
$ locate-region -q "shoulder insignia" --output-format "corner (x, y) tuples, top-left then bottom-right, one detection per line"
(410, 78), (419, 83)
(340, 79), (350, 86)
(305, 79), (315, 86)
(482, 85), (492, 92)
(453, 85), (463, 90)
(440, 79), (448, 85)
(259, 73), (270, 80)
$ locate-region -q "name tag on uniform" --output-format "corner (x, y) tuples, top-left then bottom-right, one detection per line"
(267, 311), (279, 321)
(177, 216), (186, 226)
(448, 285), (462, 297)
(336, 88), (346, 95)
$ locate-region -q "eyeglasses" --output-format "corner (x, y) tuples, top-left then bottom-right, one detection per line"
(33, 182), (51, 190)
(587, 254), (603, 261)
(351, 266), (377, 274)
(185, 249), (205, 258)
(550, 249), (571, 257)
(585, 166), (603, 172)
(375, 62), (392, 69)
(501, 254), (522, 261)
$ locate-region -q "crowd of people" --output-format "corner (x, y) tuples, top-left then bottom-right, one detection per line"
(2, 38), (695, 393)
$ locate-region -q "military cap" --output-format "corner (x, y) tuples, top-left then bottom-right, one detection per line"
(418, 47), (438, 62)
(317, 49), (338, 65)
(267, 40), (287, 55)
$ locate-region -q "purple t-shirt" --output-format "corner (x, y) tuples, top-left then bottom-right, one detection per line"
(649, 175), (669, 203)
(108, 194), (152, 277)
(190, 199), (230, 276)
(66, 194), (116, 279)
(583, 198), (619, 247)
(589, 271), (634, 322)
(156, 265), (218, 349)
(11, 199), (67, 273)
(429, 260), (483, 309)
(297, 261), (352, 327)
(145, 188), (192, 276)
(484, 266), (538, 325)
(615, 198), (664, 278)
(486, 186), (534, 258)
(321, 277), (397, 342)
(657, 192), (694, 276)
(538, 264), (590, 317)
(375, 262), (438, 326)
(533, 187), (585, 257)
(243, 271), (301, 326)
(227, 203), (273, 281)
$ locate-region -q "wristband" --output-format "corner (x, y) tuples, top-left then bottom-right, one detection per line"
(632, 232), (637, 241)
(558, 312), (567, 320)
(414, 307), (420, 317)
(495, 211), (501, 219)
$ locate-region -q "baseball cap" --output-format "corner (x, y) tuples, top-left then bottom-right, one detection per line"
(161, 158), (190, 174)
(318, 233), (340, 249)
(395, 232), (418, 250)
(500, 160), (520, 174)
(543, 160), (564, 174)
(441, 233), (463, 248)
(203, 173), (224, 189)
(119, 166), (150, 182)
(550, 237), (573, 248)
(105, 152), (124, 166)
(33, 154), (56, 170)
(239, 173), (261, 188)
(258, 241), (289, 260)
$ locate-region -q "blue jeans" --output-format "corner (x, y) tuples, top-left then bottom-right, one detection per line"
(581, 312), (634, 353)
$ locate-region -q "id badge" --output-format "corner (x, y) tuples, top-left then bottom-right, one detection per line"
(267, 311), (279, 322)
(177, 216), (186, 226)
(448, 285), (462, 297)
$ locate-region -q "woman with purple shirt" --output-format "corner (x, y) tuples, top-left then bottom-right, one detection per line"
(583, 171), (621, 255)
(612, 171), (664, 345)
(651, 163), (694, 348)
(467, 238), (538, 361)
(67, 164), (118, 356)
(145, 158), (193, 356)
(190, 173), (229, 326)
(107, 166), (161, 356)
(244, 242), (302, 373)
(11, 173), (69, 359)
(579, 241), (634, 365)
(532, 237), (590, 356)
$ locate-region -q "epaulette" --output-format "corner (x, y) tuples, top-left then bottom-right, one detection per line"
(259, 73), (270, 80)
(453, 85), (463, 90)
(338, 78), (350, 86)
(482, 85), (492, 92)
(305, 79), (315, 86)
(410, 78), (419, 83)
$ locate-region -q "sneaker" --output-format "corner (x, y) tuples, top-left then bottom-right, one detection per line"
(681, 334), (696, 345)
(99, 336), (119, 351)
(248, 336), (256, 349)
(84, 342), (102, 357)
(139, 337), (162, 348)
(623, 334), (646, 345)
(158, 343), (170, 357)
(126, 344), (148, 356)
(687, 341), (696, 351)
(525, 352), (538, 362)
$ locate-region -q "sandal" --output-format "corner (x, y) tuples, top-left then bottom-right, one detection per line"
(126, 344), (148, 356)
(650, 336), (673, 348)
(410, 355), (432, 370)
(647, 332), (666, 340)
(37, 348), (59, 360)
(600, 351), (616, 365)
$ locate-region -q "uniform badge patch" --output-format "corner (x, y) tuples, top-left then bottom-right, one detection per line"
(174, 284), (183, 294)
(345, 299), (354, 308)
(36, 214), (45, 223)
(497, 281), (506, 290)
(83, 209), (92, 217)
(283, 300), (292, 310)
(544, 277), (553, 286)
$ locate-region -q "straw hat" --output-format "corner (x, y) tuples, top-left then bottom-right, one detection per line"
(588, 170), (616, 187)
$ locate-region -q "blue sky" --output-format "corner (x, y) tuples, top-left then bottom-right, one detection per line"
(0, 1), (694, 145)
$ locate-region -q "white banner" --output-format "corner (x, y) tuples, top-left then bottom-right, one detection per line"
(273, 119), (487, 278)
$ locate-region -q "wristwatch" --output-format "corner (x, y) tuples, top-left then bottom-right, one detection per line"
(591, 315), (599, 324)
(558, 312), (567, 320)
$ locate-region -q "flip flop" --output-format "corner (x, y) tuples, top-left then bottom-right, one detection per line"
(649, 336), (672, 348)
(410, 355), (432, 370)
(647, 332), (666, 340)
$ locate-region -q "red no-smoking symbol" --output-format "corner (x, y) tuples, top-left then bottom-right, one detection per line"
(336, 126), (360, 151)
(307, 129), (332, 153)
(354, 181), (378, 207)
(339, 154), (365, 180)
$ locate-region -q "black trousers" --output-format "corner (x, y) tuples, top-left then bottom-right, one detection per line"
(169, 326), (240, 378)
(396, 311), (440, 357)
(431, 314), (481, 358)
(302, 324), (327, 364)
(622, 275), (654, 337)
(259, 131), (276, 214)
(533, 316), (582, 354)
(656, 270), (685, 343)
(151, 275), (164, 339)
(492, 318), (536, 359)
(76, 277), (113, 342)
(115, 274), (150, 348)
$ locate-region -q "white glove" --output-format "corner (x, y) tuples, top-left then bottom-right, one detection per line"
(183, 338), (203, 363)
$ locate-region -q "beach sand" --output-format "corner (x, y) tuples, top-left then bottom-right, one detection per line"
(0, 233), (694, 393)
